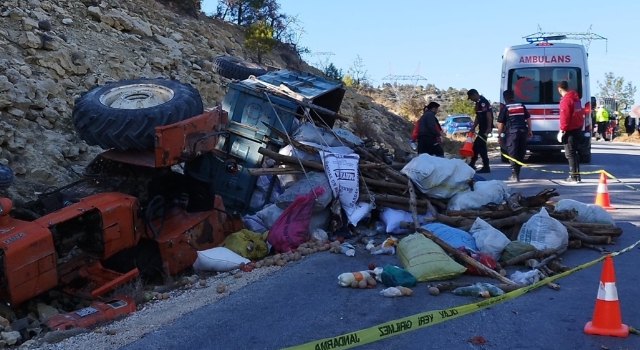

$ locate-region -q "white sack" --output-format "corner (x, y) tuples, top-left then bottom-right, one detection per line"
(448, 180), (511, 211)
(554, 199), (614, 224)
(470, 218), (511, 260)
(193, 247), (250, 272)
(517, 208), (568, 250)
(400, 154), (475, 199)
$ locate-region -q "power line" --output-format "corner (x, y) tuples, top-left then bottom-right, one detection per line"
(523, 25), (607, 53)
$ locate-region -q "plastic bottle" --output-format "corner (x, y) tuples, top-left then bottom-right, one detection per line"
(409, 139), (417, 151)
(452, 282), (504, 298)
(338, 271), (371, 287)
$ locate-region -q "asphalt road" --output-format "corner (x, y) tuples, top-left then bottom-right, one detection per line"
(120, 141), (640, 350)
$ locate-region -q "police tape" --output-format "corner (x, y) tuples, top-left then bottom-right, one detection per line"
(282, 238), (640, 350)
(471, 134), (640, 192)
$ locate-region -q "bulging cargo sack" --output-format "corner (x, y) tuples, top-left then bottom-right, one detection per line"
(469, 218), (511, 261)
(517, 208), (568, 250)
(500, 241), (536, 262)
(193, 247), (250, 272)
(554, 199), (614, 224)
(268, 186), (323, 253)
(400, 154), (475, 199)
(276, 172), (332, 213)
(221, 229), (269, 260)
(396, 233), (466, 282)
(447, 180), (511, 211)
(422, 222), (478, 251)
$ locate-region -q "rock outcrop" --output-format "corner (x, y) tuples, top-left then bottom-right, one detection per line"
(0, 0), (412, 203)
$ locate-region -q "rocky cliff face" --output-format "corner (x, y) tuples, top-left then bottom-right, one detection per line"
(0, 0), (413, 203)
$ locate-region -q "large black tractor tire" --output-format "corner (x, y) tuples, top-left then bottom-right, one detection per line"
(212, 55), (267, 80)
(0, 164), (14, 190)
(72, 78), (203, 151)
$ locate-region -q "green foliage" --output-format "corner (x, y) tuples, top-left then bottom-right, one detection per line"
(244, 20), (277, 63)
(598, 72), (637, 111)
(323, 62), (343, 81)
(450, 97), (475, 116)
(347, 55), (370, 87)
(342, 74), (354, 87)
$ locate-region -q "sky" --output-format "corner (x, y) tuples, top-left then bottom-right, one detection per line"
(201, 0), (640, 106)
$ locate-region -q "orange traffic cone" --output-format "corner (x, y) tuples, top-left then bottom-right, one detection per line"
(584, 254), (629, 337)
(594, 171), (615, 210)
(459, 132), (474, 158)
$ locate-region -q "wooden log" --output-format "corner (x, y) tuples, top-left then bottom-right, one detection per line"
(446, 209), (518, 220)
(562, 222), (623, 237)
(358, 162), (389, 169)
(502, 248), (560, 266)
(407, 179), (420, 230)
(563, 223), (612, 245)
(435, 214), (474, 228)
(361, 177), (408, 191)
(567, 240), (582, 249)
(247, 167), (302, 176)
(547, 260), (571, 273)
(581, 243), (608, 253)
(417, 228), (517, 285)
(359, 193), (430, 207)
(259, 147), (324, 171)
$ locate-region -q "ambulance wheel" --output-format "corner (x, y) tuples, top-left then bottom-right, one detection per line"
(212, 55), (267, 80)
(72, 78), (203, 151)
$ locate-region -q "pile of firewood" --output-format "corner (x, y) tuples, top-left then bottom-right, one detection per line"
(248, 125), (622, 288)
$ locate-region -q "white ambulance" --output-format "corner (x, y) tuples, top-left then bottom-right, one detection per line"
(500, 36), (593, 163)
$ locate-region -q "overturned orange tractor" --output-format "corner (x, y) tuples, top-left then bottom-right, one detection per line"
(0, 78), (243, 306)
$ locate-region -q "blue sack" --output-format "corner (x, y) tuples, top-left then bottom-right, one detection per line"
(422, 222), (478, 251)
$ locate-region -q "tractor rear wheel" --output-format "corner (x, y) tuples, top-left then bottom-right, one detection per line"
(72, 78), (203, 151)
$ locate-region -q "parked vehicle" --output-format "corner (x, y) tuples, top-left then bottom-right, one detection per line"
(443, 114), (474, 136)
(500, 36), (592, 163)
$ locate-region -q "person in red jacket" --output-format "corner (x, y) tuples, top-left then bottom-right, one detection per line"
(557, 80), (584, 183)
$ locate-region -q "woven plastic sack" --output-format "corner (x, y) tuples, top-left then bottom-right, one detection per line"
(517, 208), (568, 250)
(396, 233), (466, 282)
(555, 199), (614, 224)
(267, 186), (323, 253)
(221, 229), (269, 260)
(422, 222), (478, 251)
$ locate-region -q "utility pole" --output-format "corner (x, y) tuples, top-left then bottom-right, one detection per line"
(523, 25), (607, 53)
(381, 62), (427, 105)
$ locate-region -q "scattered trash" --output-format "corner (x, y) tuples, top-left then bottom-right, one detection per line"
(216, 284), (227, 294)
(338, 271), (377, 288)
(452, 283), (504, 298)
(510, 270), (540, 285)
(380, 286), (413, 298)
(339, 242), (356, 257)
(468, 335), (487, 345)
(380, 265), (417, 288)
(428, 287), (440, 296)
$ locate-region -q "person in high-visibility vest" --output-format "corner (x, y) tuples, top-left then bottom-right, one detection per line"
(595, 106), (609, 140)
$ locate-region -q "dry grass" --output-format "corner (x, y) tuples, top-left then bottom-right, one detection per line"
(614, 130), (640, 143)
(112, 277), (147, 305)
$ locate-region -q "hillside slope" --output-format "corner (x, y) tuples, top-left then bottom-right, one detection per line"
(0, 0), (414, 203)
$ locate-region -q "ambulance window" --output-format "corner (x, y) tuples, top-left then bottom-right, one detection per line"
(508, 67), (582, 104)
(509, 69), (541, 103)
(552, 68), (581, 102)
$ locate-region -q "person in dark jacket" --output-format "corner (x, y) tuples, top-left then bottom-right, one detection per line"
(416, 102), (444, 157)
(497, 89), (532, 182)
(557, 81), (584, 183)
(467, 89), (493, 173)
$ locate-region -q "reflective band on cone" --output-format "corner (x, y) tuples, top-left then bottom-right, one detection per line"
(596, 282), (618, 301)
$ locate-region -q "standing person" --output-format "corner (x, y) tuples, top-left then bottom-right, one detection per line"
(416, 102), (445, 157)
(497, 89), (533, 182)
(624, 114), (636, 136)
(595, 106), (609, 140)
(467, 89), (493, 173)
(557, 81), (584, 183)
